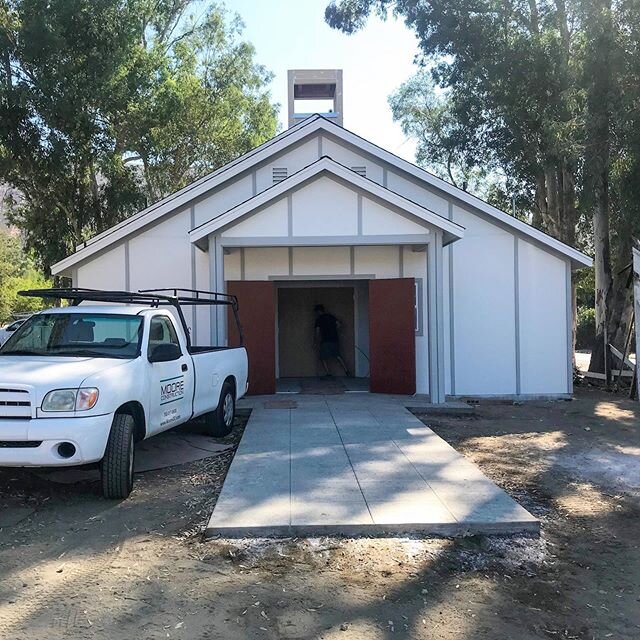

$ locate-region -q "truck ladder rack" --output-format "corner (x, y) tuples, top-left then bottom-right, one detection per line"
(18, 288), (244, 348)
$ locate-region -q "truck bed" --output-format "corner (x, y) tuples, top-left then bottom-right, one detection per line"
(190, 346), (248, 418)
(188, 346), (241, 354)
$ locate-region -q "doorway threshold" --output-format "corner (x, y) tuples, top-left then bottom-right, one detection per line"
(277, 377), (370, 395)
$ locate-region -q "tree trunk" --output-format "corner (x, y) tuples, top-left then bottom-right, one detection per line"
(607, 231), (634, 351)
(589, 167), (612, 373)
(528, 0), (540, 34)
(587, 0), (615, 374)
(544, 164), (560, 237)
(558, 160), (578, 363)
(558, 161), (577, 244)
(533, 171), (546, 230)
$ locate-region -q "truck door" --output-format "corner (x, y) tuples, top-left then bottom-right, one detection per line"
(146, 314), (194, 435)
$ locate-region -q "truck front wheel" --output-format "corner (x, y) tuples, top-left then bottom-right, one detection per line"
(100, 413), (135, 499)
(206, 382), (235, 437)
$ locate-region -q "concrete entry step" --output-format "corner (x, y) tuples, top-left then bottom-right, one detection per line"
(206, 395), (538, 539)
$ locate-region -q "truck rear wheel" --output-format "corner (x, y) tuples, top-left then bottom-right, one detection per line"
(206, 382), (235, 437)
(100, 413), (135, 499)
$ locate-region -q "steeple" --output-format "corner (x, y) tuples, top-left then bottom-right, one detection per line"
(287, 69), (343, 128)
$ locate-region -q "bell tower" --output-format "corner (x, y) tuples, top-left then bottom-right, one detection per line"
(287, 69), (343, 128)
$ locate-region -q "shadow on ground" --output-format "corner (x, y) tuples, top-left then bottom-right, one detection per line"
(0, 388), (638, 639)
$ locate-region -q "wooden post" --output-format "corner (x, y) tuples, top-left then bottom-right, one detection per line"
(604, 325), (612, 389)
(613, 320), (634, 393)
(633, 243), (640, 400)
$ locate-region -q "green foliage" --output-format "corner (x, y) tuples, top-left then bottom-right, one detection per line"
(325, 2), (621, 239)
(0, 231), (51, 323)
(326, 0), (584, 192)
(576, 306), (596, 350)
(389, 70), (489, 191)
(0, 1), (278, 272)
(575, 263), (596, 309)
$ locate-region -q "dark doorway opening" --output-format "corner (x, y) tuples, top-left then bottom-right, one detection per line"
(278, 285), (357, 378)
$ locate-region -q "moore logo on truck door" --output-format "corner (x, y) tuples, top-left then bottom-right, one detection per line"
(160, 375), (185, 405)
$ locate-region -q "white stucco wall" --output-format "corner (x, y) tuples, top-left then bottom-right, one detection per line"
(75, 209), (203, 341)
(128, 211), (191, 291)
(386, 170), (450, 218)
(518, 240), (570, 394)
(244, 247), (289, 279)
(75, 244), (126, 290)
(292, 178), (358, 236)
(193, 174), (253, 227)
(362, 197), (428, 236)
(255, 138), (319, 193)
(222, 198), (289, 237)
(402, 247), (430, 394)
(450, 204), (517, 396)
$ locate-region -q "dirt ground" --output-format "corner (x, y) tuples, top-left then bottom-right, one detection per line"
(0, 386), (639, 640)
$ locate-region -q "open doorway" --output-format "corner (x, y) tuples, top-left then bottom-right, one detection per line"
(276, 282), (369, 392)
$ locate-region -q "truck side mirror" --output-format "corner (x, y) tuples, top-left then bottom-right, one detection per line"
(148, 343), (182, 363)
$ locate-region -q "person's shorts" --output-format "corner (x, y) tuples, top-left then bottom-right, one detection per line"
(320, 341), (339, 359)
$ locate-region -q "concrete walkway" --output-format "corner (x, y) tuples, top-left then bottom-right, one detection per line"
(206, 395), (538, 537)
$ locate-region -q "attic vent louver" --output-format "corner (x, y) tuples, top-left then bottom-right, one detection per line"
(272, 167), (288, 183)
(352, 166), (367, 177)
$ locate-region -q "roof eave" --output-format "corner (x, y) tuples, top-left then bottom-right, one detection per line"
(52, 114), (591, 273)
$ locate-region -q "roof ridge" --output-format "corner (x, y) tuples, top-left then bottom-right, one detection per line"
(53, 114), (591, 274)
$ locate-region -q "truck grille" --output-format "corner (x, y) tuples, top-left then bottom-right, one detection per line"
(0, 388), (33, 419)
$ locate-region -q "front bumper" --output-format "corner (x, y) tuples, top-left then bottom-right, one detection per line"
(0, 414), (113, 467)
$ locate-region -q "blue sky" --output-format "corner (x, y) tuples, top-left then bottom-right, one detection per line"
(225, 0), (420, 162)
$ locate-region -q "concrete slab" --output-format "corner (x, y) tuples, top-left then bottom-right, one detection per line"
(290, 497), (372, 526)
(206, 394), (539, 538)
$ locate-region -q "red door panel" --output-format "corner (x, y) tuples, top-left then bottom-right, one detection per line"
(227, 281), (276, 395)
(369, 278), (416, 395)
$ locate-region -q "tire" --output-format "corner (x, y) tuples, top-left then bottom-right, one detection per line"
(205, 382), (235, 437)
(100, 413), (135, 499)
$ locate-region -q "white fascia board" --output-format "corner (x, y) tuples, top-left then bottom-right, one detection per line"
(188, 157), (465, 245)
(51, 116), (327, 275)
(321, 123), (592, 268)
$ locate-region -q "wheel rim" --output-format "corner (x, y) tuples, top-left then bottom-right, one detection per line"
(223, 393), (234, 427)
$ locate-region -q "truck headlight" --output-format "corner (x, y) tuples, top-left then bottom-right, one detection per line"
(42, 388), (99, 412)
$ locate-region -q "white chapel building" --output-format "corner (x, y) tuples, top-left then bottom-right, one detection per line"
(52, 69), (592, 401)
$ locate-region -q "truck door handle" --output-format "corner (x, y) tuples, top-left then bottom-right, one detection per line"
(181, 364), (188, 372)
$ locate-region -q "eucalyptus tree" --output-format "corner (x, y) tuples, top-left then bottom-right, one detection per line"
(326, 0), (640, 370)
(0, 0), (277, 272)
(327, 0), (583, 246)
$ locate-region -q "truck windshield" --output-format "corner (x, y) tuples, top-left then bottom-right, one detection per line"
(0, 313), (144, 359)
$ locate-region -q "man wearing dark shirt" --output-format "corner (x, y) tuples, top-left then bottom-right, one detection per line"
(314, 304), (349, 376)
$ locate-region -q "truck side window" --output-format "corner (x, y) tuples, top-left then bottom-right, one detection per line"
(148, 316), (181, 355)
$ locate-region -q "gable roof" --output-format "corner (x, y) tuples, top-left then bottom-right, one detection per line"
(52, 115), (591, 274)
(189, 156), (465, 247)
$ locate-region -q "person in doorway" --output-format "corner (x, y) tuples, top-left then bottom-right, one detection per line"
(313, 304), (350, 377)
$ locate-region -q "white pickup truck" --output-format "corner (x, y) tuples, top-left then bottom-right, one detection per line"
(0, 288), (248, 499)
